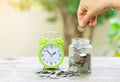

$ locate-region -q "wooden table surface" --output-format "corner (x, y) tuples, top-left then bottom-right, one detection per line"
(0, 57), (120, 82)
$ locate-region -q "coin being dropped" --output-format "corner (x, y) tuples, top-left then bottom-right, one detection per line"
(77, 26), (85, 32)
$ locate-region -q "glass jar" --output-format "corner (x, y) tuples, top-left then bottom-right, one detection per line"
(68, 38), (92, 74)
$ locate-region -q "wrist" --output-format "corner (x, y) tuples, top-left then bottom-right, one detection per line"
(111, 0), (120, 10)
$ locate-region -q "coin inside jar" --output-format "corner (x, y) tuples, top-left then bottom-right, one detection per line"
(69, 38), (92, 74)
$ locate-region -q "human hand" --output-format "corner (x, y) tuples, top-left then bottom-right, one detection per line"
(77, 0), (112, 27)
(112, 0), (120, 11)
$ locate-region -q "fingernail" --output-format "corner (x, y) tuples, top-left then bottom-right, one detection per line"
(79, 16), (83, 19)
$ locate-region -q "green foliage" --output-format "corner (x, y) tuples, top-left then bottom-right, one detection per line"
(47, 16), (57, 22)
(103, 9), (117, 18)
(97, 15), (104, 24)
(10, 0), (118, 56)
(38, 0), (80, 15)
(38, 0), (116, 23)
(11, 0), (116, 24)
(97, 9), (117, 25)
(67, 0), (80, 13)
(10, 0), (33, 10)
(108, 21), (120, 56)
(38, 0), (59, 12)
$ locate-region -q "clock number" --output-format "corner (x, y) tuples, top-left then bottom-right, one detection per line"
(41, 54), (44, 57)
(43, 58), (45, 61)
(46, 46), (48, 49)
(50, 62), (53, 65)
(55, 46), (56, 49)
(58, 50), (60, 52)
(58, 58), (60, 61)
(59, 53), (61, 57)
(50, 45), (53, 49)
(43, 50), (46, 52)
(55, 61), (56, 64)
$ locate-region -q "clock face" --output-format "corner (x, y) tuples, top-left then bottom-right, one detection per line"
(40, 44), (62, 66)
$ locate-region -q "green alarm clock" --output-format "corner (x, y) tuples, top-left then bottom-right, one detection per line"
(38, 31), (64, 68)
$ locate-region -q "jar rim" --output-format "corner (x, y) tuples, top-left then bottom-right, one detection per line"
(72, 38), (90, 45)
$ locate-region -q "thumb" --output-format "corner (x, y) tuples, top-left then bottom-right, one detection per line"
(80, 10), (96, 27)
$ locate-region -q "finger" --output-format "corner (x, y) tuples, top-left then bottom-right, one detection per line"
(77, 7), (86, 15)
(79, 11), (87, 19)
(84, 24), (89, 28)
(81, 10), (96, 27)
(77, 7), (84, 20)
(93, 20), (97, 26)
(92, 16), (97, 26)
(77, 7), (86, 25)
(84, 21), (90, 28)
(89, 20), (93, 26)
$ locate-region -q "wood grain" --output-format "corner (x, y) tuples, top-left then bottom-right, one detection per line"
(0, 57), (120, 82)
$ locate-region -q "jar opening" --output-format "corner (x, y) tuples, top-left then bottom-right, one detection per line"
(72, 38), (90, 45)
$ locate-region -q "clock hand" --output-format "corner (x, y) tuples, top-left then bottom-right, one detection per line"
(52, 52), (56, 56)
(47, 50), (52, 56)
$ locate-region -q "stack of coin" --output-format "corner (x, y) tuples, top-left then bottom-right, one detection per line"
(36, 68), (80, 79)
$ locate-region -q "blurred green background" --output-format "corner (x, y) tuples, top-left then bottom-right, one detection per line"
(0, 0), (120, 57)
